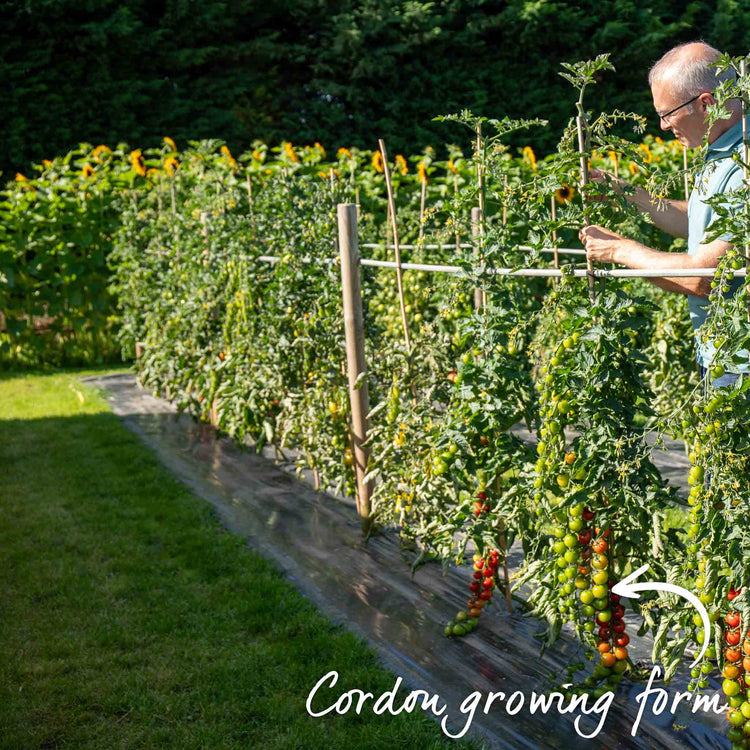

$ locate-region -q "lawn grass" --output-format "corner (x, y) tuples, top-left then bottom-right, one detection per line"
(0, 368), (475, 749)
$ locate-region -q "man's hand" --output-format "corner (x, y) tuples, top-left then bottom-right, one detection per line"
(579, 224), (626, 264)
(587, 169), (626, 203)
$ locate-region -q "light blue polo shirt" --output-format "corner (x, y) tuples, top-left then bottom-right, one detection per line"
(687, 118), (750, 372)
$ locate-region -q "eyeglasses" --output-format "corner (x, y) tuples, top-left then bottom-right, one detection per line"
(656, 94), (702, 124)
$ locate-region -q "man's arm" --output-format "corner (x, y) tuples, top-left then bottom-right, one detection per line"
(589, 170), (689, 239)
(580, 224), (729, 297)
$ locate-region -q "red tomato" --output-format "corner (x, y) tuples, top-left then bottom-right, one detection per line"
(727, 611), (741, 628)
(727, 630), (741, 646)
(592, 538), (608, 554)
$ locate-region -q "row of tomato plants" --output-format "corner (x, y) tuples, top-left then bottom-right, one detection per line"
(113, 57), (750, 749)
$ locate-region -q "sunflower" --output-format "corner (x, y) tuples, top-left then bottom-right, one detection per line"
(554, 184), (575, 204)
(42, 159), (52, 168)
(372, 151), (384, 173)
(164, 156), (179, 174)
(221, 144), (233, 160)
(14, 173), (27, 181)
(252, 149), (264, 163)
(318, 171), (328, 180)
(283, 141), (299, 163)
(130, 149), (146, 177)
(146, 168), (160, 179)
(337, 147), (352, 160)
(314, 142), (326, 158)
(637, 143), (653, 163)
(522, 146), (537, 172)
(629, 162), (639, 175)
(163, 136), (177, 151)
(93, 145), (111, 162)
(82, 163), (95, 178)
(608, 151), (618, 170)
(395, 154), (408, 175)
(417, 161), (428, 184)
(446, 160), (458, 175)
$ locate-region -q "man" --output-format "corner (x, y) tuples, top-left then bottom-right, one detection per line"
(579, 41), (748, 386)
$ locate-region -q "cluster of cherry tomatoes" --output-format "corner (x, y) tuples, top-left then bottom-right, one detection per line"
(444, 549), (500, 637)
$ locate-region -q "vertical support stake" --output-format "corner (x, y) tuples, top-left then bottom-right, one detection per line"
(338, 203), (372, 534)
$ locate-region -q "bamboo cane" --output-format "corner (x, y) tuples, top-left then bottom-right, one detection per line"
(682, 145), (690, 203)
(577, 115), (596, 304)
(379, 139), (411, 351)
(551, 196), (560, 275)
(337, 204), (372, 534)
(419, 173), (427, 242)
(454, 174), (461, 253)
(741, 59), (749, 324)
(476, 125), (487, 308)
(472, 207), (483, 311)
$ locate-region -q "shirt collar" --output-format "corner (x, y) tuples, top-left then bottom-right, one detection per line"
(706, 117), (747, 156)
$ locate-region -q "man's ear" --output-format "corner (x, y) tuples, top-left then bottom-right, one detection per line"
(699, 92), (716, 111)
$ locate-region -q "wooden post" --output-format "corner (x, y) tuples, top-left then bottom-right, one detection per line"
(472, 207), (483, 311)
(378, 139), (412, 351)
(576, 115), (595, 304)
(337, 204), (372, 534)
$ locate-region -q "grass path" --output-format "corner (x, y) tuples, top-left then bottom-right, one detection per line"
(0, 368), (474, 749)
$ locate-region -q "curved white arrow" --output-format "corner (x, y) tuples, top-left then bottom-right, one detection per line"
(612, 563), (711, 667)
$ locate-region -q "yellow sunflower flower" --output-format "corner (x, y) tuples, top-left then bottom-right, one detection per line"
(146, 167), (160, 179)
(337, 147), (352, 160)
(252, 149), (264, 163)
(130, 149), (146, 177)
(163, 136), (177, 151)
(629, 162), (639, 175)
(638, 143), (653, 163)
(283, 142), (299, 163)
(446, 160), (458, 175)
(417, 161), (428, 184)
(164, 156), (179, 174)
(608, 151), (618, 170)
(93, 145), (111, 162)
(42, 159), (52, 168)
(395, 154), (408, 175)
(221, 144), (233, 160)
(314, 142), (326, 158)
(82, 163), (95, 178)
(554, 184), (575, 204)
(15, 173), (27, 181)
(318, 170), (328, 180)
(372, 151), (384, 173)
(522, 146), (537, 172)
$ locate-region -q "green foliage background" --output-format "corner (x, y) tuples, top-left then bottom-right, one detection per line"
(3, 0), (750, 176)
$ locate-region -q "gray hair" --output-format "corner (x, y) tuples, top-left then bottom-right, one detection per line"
(649, 41), (736, 107)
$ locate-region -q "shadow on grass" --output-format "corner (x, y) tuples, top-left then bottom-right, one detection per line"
(0, 407), (470, 749)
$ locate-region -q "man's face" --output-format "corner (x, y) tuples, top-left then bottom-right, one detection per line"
(651, 78), (710, 149)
